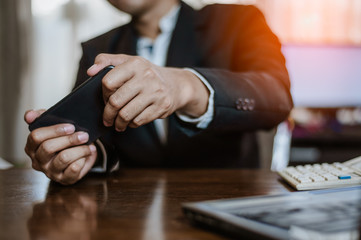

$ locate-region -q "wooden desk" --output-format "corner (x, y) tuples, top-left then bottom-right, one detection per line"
(0, 168), (292, 240)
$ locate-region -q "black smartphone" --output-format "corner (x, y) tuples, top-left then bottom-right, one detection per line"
(29, 65), (114, 144)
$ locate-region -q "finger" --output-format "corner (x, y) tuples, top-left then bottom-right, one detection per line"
(101, 63), (137, 103)
(87, 53), (132, 76)
(24, 109), (46, 124)
(102, 82), (141, 127)
(78, 145), (98, 179)
(129, 92), (174, 128)
(102, 59), (150, 127)
(26, 124), (75, 152)
(114, 94), (153, 131)
(35, 131), (89, 165)
(30, 159), (41, 171)
(26, 124), (76, 162)
(61, 158), (86, 185)
(49, 144), (96, 173)
(130, 105), (164, 128)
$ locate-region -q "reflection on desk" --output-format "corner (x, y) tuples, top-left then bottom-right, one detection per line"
(0, 168), (290, 240)
(28, 179), (104, 240)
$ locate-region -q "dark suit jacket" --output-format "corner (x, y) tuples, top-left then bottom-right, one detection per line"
(75, 2), (293, 168)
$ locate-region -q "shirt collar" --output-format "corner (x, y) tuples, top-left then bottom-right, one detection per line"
(159, 4), (181, 34)
(137, 4), (180, 50)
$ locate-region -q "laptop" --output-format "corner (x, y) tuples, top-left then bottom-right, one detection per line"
(182, 186), (361, 240)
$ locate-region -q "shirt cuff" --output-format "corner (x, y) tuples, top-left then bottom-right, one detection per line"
(175, 68), (214, 129)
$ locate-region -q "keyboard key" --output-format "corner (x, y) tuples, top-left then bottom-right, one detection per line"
(323, 174), (338, 181)
(338, 175), (351, 180)
(297, 177), (312, 183)
(310, 176), (325, 182)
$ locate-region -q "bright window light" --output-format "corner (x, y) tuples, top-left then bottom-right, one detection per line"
(31, 0), (70, 16)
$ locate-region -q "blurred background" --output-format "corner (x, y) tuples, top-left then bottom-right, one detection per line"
(1, 0), (361, 167)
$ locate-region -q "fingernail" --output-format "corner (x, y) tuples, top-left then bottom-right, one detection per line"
(89, 145), (96, 152)
(115, 127), (125, 132)
(77, 132), (89, 142)
(88, 64), (97, 72)
(62, 125), (75, 134)
(103, 120), (112, 127)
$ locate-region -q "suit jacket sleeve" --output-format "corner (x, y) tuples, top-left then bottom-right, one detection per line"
(175, 5), (293, 136)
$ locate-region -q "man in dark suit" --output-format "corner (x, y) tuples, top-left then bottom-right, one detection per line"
(24, 0), (293, 185)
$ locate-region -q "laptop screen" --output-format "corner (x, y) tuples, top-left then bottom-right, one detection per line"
(183, 186), (361, 240)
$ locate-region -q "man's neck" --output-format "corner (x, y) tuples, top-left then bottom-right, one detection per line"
(133, 0), (178, 40)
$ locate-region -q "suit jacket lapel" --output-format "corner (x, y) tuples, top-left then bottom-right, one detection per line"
(166, 2), (201, 68)
(109, 22), (138, 55)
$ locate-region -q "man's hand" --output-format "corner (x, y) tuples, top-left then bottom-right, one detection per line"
(24, 110), (97, 185)
(87, 54), (209, 132)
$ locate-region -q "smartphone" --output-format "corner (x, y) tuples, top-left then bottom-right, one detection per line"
(29, 65), (114, 144)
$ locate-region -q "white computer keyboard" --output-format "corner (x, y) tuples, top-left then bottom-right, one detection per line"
(278, 156), (361, 190)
